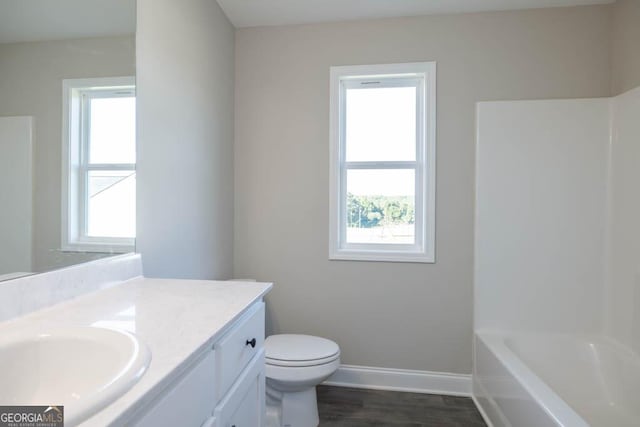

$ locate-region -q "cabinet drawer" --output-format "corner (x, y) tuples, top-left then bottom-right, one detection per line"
(134, 350), (216, 427)
(215, 350), (265, 427)
(215, 301), (265, 400)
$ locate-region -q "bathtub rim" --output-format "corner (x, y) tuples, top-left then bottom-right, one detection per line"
(473, 331), (589, 427)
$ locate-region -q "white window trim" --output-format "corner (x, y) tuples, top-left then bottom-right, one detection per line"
(61, 76), (136, 253)
(329, 62), (436, 263)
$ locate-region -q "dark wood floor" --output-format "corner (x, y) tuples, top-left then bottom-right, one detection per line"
(317, 386), (487, 427)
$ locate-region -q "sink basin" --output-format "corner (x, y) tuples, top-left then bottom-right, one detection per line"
(0, 326), (151, 426)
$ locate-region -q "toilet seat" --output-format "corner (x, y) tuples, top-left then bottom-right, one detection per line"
(266, 353), (339, 367)
(265, 334), (340, 367)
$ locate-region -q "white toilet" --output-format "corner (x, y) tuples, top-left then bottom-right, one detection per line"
(265, 334), (340, 427)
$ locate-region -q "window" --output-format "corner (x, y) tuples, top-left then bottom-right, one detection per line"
(62, 77), (136, 253)
(329, 62), (436, 263)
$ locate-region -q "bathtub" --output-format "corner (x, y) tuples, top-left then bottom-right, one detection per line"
(473, 332), (640, 427)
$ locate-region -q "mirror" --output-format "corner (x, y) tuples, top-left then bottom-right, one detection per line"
(0, 0), (136, 281)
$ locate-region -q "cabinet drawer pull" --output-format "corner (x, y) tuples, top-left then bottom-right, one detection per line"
(246, 338), (256, 348)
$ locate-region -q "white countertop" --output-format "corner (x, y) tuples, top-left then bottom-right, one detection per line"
(0, 277), (272, 426)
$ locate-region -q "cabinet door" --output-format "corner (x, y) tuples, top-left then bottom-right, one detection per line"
(226, 379), (260, 427)
(215, 350), (265, 427)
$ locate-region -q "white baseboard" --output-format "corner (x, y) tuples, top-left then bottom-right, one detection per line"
(323, 364), (472, 396)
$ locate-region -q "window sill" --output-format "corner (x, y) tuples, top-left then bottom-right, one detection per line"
(329, 250), (434, 264)
(61, 242), (134, 254)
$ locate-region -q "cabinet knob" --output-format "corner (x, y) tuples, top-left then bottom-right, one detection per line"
(246, 338), (257, 348)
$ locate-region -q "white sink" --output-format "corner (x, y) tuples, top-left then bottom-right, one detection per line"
(0, 326), (151, 426)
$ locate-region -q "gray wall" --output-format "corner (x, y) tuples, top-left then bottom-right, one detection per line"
(136, 0), (235, 279)
(234, 6), (612, 374)
(0, 36), (135, 273)
(611, 0), (640, 95)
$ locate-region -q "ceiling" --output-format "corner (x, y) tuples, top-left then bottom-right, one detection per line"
(0, 0), (615, 43)
(0, 0), (135, 44)
(217, 0), (615, 28)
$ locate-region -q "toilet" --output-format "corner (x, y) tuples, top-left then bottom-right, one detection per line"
(265, 334), (340, 427)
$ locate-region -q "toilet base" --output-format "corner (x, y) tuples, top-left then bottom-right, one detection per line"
(266, 384), (319, 427)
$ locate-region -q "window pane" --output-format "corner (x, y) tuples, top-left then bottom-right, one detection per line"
(89, 96), (136, 164)
(346, 169), (415, 244)
(87, 170), (136, 238)
(345, 86), (416, 162)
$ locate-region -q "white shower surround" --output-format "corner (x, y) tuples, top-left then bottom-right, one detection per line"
(473, 87), (640, 426)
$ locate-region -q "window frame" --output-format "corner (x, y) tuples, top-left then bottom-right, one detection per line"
(61, 76), (136, 253)
(329, 62), (436, 263)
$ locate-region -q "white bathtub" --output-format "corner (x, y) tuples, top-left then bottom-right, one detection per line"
(473, 332), (640, 427)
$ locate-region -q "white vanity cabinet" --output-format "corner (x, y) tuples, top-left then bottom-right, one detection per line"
(133, 301), (266, 427)
(211, 349), (265, 427)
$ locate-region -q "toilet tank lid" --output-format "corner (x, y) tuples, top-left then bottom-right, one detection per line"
(265, 334), (340, 362)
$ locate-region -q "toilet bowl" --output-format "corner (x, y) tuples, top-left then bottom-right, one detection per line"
(265, 334), (340, 427)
